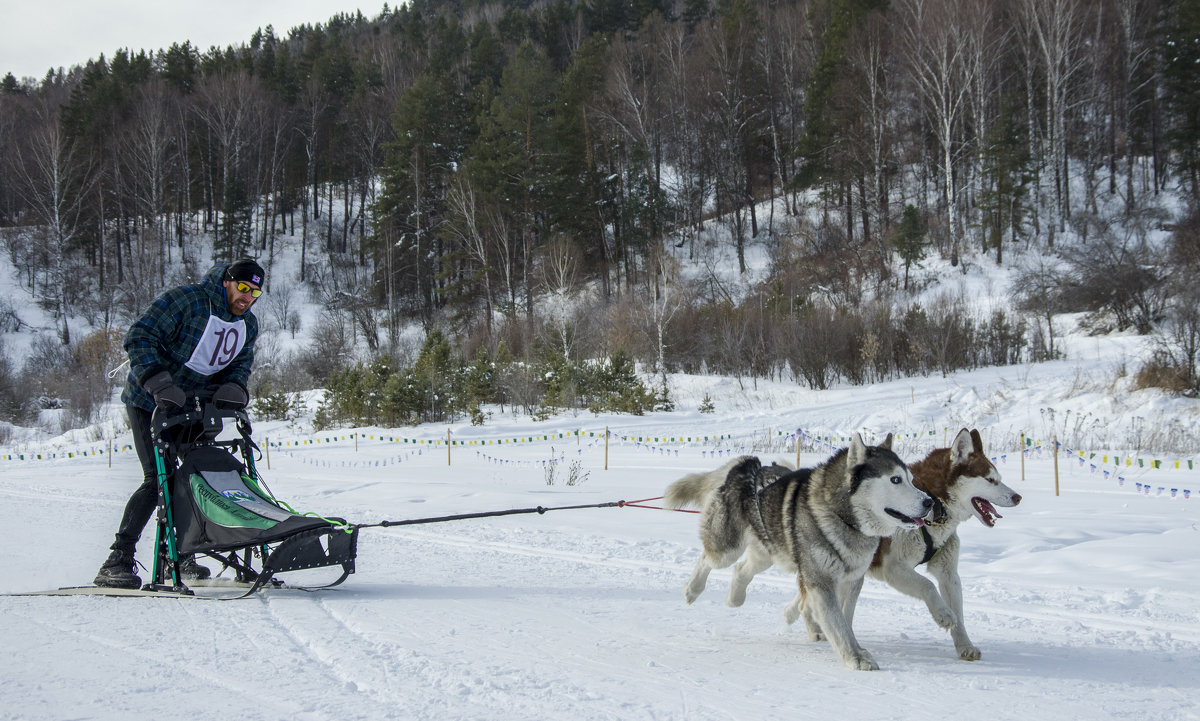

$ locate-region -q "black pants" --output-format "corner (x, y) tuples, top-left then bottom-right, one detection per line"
(108, 406), (175, 555)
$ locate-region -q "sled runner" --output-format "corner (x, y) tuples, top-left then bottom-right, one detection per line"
(141, 392), (358, 598)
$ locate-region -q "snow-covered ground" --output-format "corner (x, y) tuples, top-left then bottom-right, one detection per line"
(2, 357), (1199, 721)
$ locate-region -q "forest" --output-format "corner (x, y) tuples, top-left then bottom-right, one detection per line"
(2, 0), (1200, 430)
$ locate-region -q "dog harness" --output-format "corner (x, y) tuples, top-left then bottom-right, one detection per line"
(917, 497), (950, 565)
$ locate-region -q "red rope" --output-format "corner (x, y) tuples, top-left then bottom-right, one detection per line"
(618, 496), (699, 514)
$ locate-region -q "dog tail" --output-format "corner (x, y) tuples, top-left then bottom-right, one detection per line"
(663, 456), (755, 510)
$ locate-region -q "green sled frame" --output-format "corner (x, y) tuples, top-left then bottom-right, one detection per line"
(146, 395), (357, 598)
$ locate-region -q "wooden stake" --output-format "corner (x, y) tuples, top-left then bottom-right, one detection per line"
(1020, 432), (1025, 481)
(604, 426), (609, 470)
(1052, 434), (1060, 496)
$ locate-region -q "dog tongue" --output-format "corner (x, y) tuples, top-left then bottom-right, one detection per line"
(973, 498), (1002, 527)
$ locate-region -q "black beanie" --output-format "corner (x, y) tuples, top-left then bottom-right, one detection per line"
(225, 258), (265, 287)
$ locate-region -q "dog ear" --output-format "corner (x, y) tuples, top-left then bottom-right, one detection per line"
(848, 433), (867, 466)
(951, 428), (973, 465)
(969, 428), (984, 453)
(879, 432), (894, 450)
(732, 455), (762, 478)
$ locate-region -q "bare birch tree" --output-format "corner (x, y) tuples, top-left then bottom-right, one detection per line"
(10, 101), (96, 344)
(445, 173), (495, 340)
(1110, 0), (1158, 212)
(845, 10), (896, 270)
(658, 21), (706, 257)
(898, 0), (973, 265)
(540, 235), (580, 360)
(701, 1), (765, 273)
(120, 77), (178, 284)
(961, 0), (1008, 250)
(1018, 0), (1092, 242)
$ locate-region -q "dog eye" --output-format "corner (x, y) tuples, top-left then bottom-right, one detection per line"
(891, 476), (902, 484)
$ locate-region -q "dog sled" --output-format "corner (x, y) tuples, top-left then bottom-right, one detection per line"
(10, 393), (684, 601)
(136, 391), (359, 599)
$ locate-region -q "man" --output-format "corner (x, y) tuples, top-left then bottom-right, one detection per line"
(94, 258), (264, 589)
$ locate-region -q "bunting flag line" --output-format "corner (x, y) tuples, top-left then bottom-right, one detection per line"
(2, 425), (1196, 502)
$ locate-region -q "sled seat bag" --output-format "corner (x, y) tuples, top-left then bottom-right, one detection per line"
(171, 445), (345, 555)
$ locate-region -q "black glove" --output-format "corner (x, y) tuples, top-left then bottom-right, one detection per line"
(143, 371), (186, 410)
(212, 382), (249, 409)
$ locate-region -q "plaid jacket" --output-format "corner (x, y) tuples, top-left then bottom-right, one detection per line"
(122, 263), (259, 411)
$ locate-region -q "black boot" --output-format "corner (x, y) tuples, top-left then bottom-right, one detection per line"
(94, 549), (142, 589)
(178, 555), (211, 581)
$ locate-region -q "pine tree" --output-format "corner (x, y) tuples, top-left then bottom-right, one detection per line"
(216, 172), (253, 263)
(978, 103), (1031, 266)
(375, 69), (468, 324)
(893, 205), (926, 291)
(1164, 0), (1200, 200)
(794, 0), (885, 190)
(1, 73), (24, 95)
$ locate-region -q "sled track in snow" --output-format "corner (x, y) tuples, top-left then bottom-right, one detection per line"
(387, 527), (1200, 646)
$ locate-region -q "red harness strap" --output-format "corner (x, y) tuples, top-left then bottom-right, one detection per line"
(619, 496), (700, 513)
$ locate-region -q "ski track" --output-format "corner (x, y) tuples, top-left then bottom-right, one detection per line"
(387, 525), (1200, 646)
(3, 599), (323, 721)
(251, 579), (670, 719)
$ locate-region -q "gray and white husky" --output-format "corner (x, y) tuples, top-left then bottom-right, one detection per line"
(829, 428), (1023, 661)
(664, 433), (932, 670)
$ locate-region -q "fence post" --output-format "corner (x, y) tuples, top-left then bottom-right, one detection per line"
(604, 426), (609, 471)
(1020, 432), (1025, 481)
(447, 429), (451, 466)
(1052, 434), (1060, 496)
(265, 437), (270, 470)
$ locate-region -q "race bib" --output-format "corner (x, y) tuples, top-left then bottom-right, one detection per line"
(185, 315), (248, 376)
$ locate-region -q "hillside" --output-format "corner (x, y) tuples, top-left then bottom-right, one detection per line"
(2, 196), (1198, 463)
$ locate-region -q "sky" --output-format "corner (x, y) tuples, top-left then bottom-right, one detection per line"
(0, 0), (376, 80)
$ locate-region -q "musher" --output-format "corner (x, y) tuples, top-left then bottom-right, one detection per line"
(94, 258), (264, 588)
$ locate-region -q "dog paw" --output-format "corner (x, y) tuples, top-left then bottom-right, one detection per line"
(931, 606), (958, 629)
(846, 651), (879, 671)
(958, 645), (982, 661)
(726, 592), (746, 608)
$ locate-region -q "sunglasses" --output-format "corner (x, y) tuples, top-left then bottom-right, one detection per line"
(234, 281), (263, 298)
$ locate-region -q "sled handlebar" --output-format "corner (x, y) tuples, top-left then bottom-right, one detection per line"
(150, 391), (252, 448)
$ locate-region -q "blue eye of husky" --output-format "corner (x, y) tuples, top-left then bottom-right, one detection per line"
(891, 476), (902, 484)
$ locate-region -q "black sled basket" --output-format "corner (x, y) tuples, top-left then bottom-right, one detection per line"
(147, 395), (357, 596)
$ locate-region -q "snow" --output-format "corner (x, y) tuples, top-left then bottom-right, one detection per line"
(3, 359), (1200, 721)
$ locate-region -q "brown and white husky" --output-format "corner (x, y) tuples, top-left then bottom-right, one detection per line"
(794, 428), (1022, 661)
